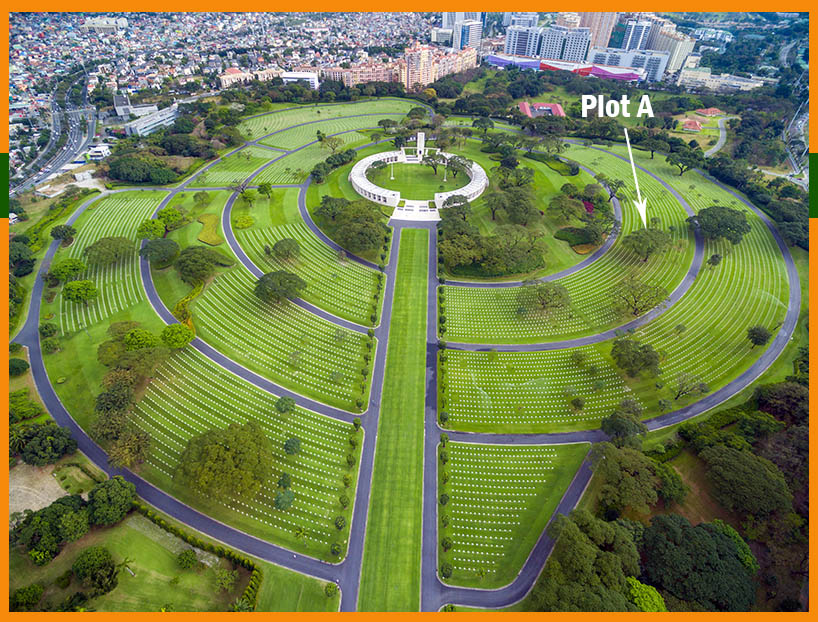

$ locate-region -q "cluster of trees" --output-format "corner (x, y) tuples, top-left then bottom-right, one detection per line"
(310, 148), (357, 184)
(174, 245), (234, 285)
(9, 388), (44, 424)
(106, 153), (178, 185)
(550, 181), (614, 247)
(10, 422), (76, 466)
(314, 196), (389, 255)
(254, 271), (307, 304)
(174, 421), (273, 503)
(11, 476), (135, 565)
(10, 234), (36, 277)
(221, 76), (407, 109)
(92, 321), (191, 468)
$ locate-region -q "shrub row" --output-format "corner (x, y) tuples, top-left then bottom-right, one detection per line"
(173, 280), (204, 328)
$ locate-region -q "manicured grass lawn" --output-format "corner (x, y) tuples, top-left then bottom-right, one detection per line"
(261, 113), (405, 150)
(189, 147), (276, 188)
(231, 187), (302, 230)
(358, 228), (429, 612)
(10, 514), (248, 612)
(438, 442), (589, 588)
(255, 560), (339, 612)
(366, 162), (465, 200)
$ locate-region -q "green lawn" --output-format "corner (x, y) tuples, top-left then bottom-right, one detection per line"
(366, 162), (465, 200)
(358, 228), (429, 611)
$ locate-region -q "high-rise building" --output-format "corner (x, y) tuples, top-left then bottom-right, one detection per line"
(539, 25), (590, 63)
(401, 41), (478, 91)
(403, 42), (434, 90)
(637, 13), (676, 48)
(503, 12), (513, 27)
(509, 12), (539, 28)
(622, 20), (652, 50)
(589, 47), (670, 81)
(430, 27), (453, 46)
(452, 19), (483, 51)
(651, 28), (695, 72)
(504, 26), (543, 57)
(442, 12), (481, 29)
(556, 12), (582, 29)
(579, 12), (618, 49)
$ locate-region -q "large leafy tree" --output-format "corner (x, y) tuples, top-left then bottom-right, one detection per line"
(610, 337), (660, 378)
(254, 271), (307, 304)
(334, 201), (387, 253)
(140, 238), (180, 264)
(547, 194), (585, 223)
(83, 236), (133, 266)
(621, 228), (672, 261)
(590, 442), (661, 514)
(175, 246), (228, 284)
(48, 257), (86, 283)
(87, 476), (136, 526)
(665, 148), (704, 176)
(687, 205), (752, 245)
(161, 323), (194, 349)
(19, 423), (77, 466)
(50, 224), (77, 244)
(63, 280), (99, 306)
(175, 422), (273, 502)
(72, 546), (119, 596)
(516, 280), (571, 318)
(699, 445), (793, 517)
(640, 514), (756, 611)
(608, 276), (667, 317)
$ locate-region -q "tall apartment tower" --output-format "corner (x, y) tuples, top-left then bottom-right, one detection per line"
(651, 28), (695, 72)
(504, 25), (543, 57)
(539, 25), (591, 62)
(622, 20), (652, 50)
(579, 12), (619, 49)
(452, 19), (483, 51)
(556, 12), (582, 29)
(403, 43), (434, 90)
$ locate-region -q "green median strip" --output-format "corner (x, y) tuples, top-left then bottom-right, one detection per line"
(358, 227), (429, 611)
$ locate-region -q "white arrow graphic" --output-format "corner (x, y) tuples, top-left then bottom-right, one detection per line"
(623, 127), (648, 228)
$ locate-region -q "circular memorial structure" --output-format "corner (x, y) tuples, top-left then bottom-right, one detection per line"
(349, 132), (488, 220)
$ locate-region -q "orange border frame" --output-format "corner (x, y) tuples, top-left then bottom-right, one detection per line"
(1, 4), (815, 617)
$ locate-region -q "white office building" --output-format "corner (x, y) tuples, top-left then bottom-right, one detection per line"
(504, 26), (543, 57)
(280, 71), (320, 89)
(589, 47), (670, 82)
(442, 12), (481, 29)
(123, 103), (179, 136)
(509, 12), (539, 28)
(622, 20), (653, 51)
(452, 19), (483, 51)
(540, 26), (591, 63)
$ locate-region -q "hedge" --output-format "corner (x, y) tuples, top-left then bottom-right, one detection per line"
(172, 280), (204, 329)
(132, 501), (263, 610)
(524, 152), (577, 176)
(555, 226), (595, 246)
(197, 213), (223, 246)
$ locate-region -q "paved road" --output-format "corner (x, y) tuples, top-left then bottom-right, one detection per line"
(13, 108), (802, 612)
(704, 116), (738, 158)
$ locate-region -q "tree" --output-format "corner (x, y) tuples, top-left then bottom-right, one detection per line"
(446, 155), (471, 180)
(283, 436), (301, 455)
(665, 148), (703, 176)
(240, 189), (258, 207)
(10, 583), (45, 611)
(640, 514), (756, 611)
(257, 182), (273, 199)
(160, 323), (194, 349)
(273, 238), (300, 260)
(177, 549), (197, 569)
(315, 195), (349, 222)
(503, 186), (538, 226)
(108, 427), (151, 469)
(707, 253), (722, 269)
(214, 568), (238, 592)
(10, 358), (29, 376)
(157, 207), (184, 231)
(334, 200), (388, 253)
(473, 117), (494, 135)
(320, 135), (344, 154)
(277, 472), (292, 489)
(63, 280), (99, 306)
(194, 191), (210, 207)
(48, 257), (86, 283)
(747, 325), (772, 348)
(610, 337), (660, 378)
(601, 410), (647, 448)
(274, 489), (295, 510)
(482, 189), (506, 221)
(699, 445), (792, 517)
(754, 382), (808, 425)
(254, 271), (307, 304)
(175, 422), (273, 502)
(641, 138), (670, 159)
(626, 577), (667, 612)
(548, 195), (585, 223)
(609, 276), (667, 318)
(123, 328), (160, 350)
(621, 228), (671, 262)
(136, 218), (165, 240)
(50, 224), (77, 244)
(175, 246), (227, 284)
(672, 372), (709, 401)
(72, 546), (119, 595)
(422, 152), (444, 175)
(275, 396), (296, 414)
(687, 205), (751, 245)
(139, 238), (179, 264)
(87, 476), (136, 526)
(516, 280), (571, 318)
(442, 195), (471, 221)
(590, 443), (661, 514)
(19, 423), (77, 465)
(83, 236), (133, 266)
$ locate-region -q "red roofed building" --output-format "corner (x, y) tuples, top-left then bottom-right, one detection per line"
(682, 119), (702, 132)
(695, 107), (725, 116)
(518, 101), (566, 118)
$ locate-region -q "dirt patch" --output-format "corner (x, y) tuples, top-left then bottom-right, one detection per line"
(9, 463), (70, 517)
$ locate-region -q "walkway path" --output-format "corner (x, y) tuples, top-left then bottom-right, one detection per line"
(704, 116), (738, 157)
(13, 104), (802, 612)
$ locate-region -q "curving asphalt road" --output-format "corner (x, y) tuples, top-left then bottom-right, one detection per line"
(704, 116), (738, 158)
(13, 106), (802, 612)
